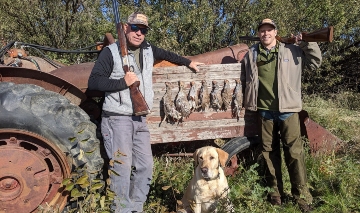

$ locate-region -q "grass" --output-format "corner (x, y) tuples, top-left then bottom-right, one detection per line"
(50, 92), (360, 213)
(144, 92), (360, 213)
(303, 92), (360, 142)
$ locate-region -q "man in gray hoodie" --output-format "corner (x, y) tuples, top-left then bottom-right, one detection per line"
(88, 12), (202, 213)
(241, 18), (322, 212)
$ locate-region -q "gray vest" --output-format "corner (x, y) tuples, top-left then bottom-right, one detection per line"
(102, 42), (154, 115)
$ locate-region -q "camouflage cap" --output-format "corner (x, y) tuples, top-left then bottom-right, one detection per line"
(257, 18), (277, 31)
(127, 12), (150, 28)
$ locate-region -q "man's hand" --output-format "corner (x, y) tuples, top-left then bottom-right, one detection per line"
(188, 61), (204, 73)
(124, 72), (139, 86)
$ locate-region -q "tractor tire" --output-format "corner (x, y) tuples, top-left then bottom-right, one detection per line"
(221, 136), (259, 164)
(221, 136), (261, 176)
(0, 82), (104, 213)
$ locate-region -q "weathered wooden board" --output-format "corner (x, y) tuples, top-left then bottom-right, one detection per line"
(148, 63), (343, 154)
(148, 63), (259, 144)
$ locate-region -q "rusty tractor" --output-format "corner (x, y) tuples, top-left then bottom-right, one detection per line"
(0, 36), (341, 213)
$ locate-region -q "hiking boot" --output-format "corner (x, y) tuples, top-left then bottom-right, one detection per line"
(299, 203), (312, 212)
(297, 199), (312, 212)
(269, 196), (282, 205)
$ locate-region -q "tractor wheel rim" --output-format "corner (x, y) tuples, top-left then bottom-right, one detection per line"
(0, 129), (71, 213)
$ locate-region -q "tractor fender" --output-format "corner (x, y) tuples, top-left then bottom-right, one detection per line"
(0, 66), (86, 105)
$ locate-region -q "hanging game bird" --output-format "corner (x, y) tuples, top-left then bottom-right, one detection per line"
(232, 79), (243, 120)
(175, 81), (191, 119)
(160, 82), (182, 126)
(221, 79), (232, 111)
(210, 80), (223, 111)
(188, 81), (199, 112)
(199, 80), (210, 111)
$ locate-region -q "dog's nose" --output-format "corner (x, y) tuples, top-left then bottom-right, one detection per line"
(201, 167), (208, 174)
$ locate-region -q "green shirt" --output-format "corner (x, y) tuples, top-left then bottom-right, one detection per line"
(257, 42), (279, 110)
(128, 46), (141, 70)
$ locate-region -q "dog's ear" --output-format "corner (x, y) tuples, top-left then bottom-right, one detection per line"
(216, 148), (229, 168)
(193, 148), (199, 167)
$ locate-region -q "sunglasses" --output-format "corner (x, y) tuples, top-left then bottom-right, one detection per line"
(129, 24), (149, 35)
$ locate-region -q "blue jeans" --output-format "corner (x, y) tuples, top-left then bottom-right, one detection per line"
(101, 115), (153, 213)
(258, 110), (293, 122)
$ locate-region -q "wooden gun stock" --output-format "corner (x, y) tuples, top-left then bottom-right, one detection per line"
(239, 26), (334, 44)
(116, 23), (150, 116)
(277, 26), (334, 44)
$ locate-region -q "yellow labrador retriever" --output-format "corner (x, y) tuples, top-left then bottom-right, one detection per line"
(177, 146), (230, 213)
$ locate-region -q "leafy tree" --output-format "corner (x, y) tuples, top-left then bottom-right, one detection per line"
(0, 0), (113, 64)
(0, 0), (112, 48)
(1, 0), (360, 93)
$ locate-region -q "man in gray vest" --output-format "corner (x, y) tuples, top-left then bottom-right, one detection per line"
(88, 12), (202, 213)
(241, 19), (322, 212)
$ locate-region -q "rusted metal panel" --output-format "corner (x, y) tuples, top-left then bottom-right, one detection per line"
(186, 43), (249, 64)
(16, 57), (59, 73)
(299, 110), (343, 153)
(153, 43), (249, 67)
(50, 62), (95, 93)
(49, 62), (105, 98)
(4, 48), (65, 73)
(0, 66), (86, 105)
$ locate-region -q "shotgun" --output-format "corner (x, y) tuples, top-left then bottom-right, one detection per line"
(239, 26), (334, 44)
(111, 0), (150, 116)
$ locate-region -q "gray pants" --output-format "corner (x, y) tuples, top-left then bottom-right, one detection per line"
(101, 115), (153, 213)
